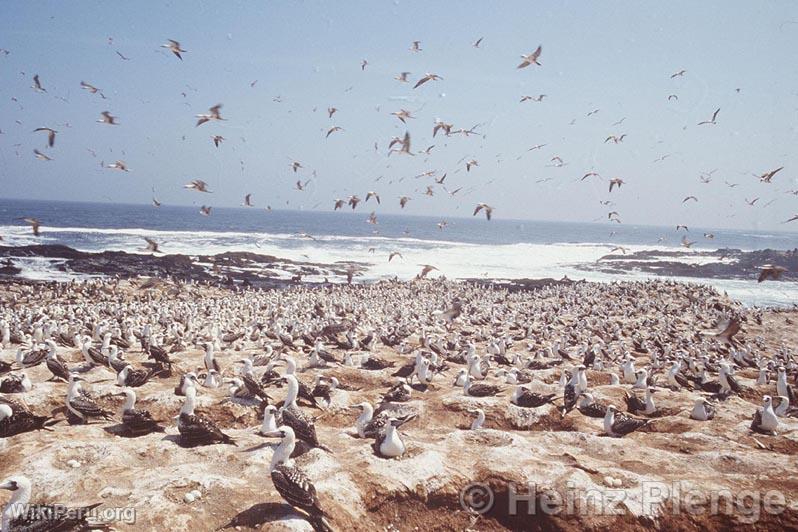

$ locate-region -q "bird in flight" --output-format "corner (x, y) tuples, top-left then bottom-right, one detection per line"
(604, 134), (627, 144)
(410, 41), (422, 52)
(682, 196), (698, 203)
(105, 160), (129, 172)
(517, 46), (542, 68)
(143, 237), (160, 253)
(161, 39), (187, 60)
(33, 127), (56, 147)
(608, 178), (625, 192)
(394, 72), (410, 82)
(466, 159), (479, 172)
(184, 179), (211, 193)
(581, 172), (600, 181)
(327, 107), (337, 118)
(195, 104), (224, 127)
(473, 203), (493, 220)
(745, 197), (759, 206)
(681, 235), (696, 248)
(97, 111), (118, 125)
(756, 166), (783, 183)
(33, 149), (52, 161)
(326, 126), (343, 138)
(243, 194), (253, 207)
(391, 109), (414, 123)
(758, 265), (787, 282)
(399, 196), (410, 209)
(670, 69), (687, 78)
(676, 225), (689, 232)
(348, 195), (361, 210)
(784, 214), (798, 224)
(212, 135), (224, 147)
(520, 94), (546, 102)
(698, 108), (720, 125)
(31, 74), (46, 92)
(20, 217), (41, 236)
(413, 73), (442, 89)
(361, 59), (368, 70)
(365, 191), (381, 204)
(199, 206), (212, 216)
(417, 264), (438, 278)
(473, 37), (484, 48)
(388, 252), (403, 262)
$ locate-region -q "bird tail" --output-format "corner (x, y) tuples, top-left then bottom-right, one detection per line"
(308, 513), (334, 532)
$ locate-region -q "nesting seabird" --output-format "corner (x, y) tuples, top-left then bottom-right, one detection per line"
(116, 387), (165, 436)
(576, 392), (609, 418)
(0, 401), (52, 438)
(0, 373), (31, 394)
(511, 385), (555, 408)
(260, 426), (333, 532)
(372, 417), (407, 458)
(690, 398), (715, 421)
(66, 374), (113, 424)
(463, 374), (501, 397)
(750, 395), (780, 434)
(1, 476), (103, 531)
(603, 405), (650, 437)
(177, 385), (236, 446)
(117, 364), (160, 388)
(278, 375), (329, 451)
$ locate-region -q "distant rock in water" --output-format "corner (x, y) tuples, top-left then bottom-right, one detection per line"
(0, 244), (367, 288)
(579, 248), (798, 281)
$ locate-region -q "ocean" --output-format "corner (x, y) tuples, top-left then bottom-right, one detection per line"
(0, 198), (796, 307)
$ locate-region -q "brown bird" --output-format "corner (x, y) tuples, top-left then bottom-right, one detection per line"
(517, 46), (542, 68)
(333, 199), (345, 210)
(466, 159), (479, 172)
(473, 203), (493, 220)
(105, 160), (129, 172)
(348, 195), (361, 210)
(327, 107), (337, 118)
(20, 218), (41, 236)
(757, 166), (783, 183)
(184, 179), (211, 193)
(212, 135), (224, 147)
(681, 235), (696, 248)
(31, 74), (46, 92)
(399, 196), (410, 209)
(391, 109), (414, 123)
(581, 172), (600, 181)
(609, 178), (625, 192)
(195, 104), (224, 127)
(33, 149), (52, 161)
(418, 264), (438, 278)
(365, 191), (380, 204)
(97, 111), (118, 125)
(143, 237), (159, 253)
(325, 126), (343, 138)
(161, 39), (187, 60)
(413, 73), (442, 89)
(388, 252), (403, 262)
(33, 127), (56, 147)
(758, 265), (788, 283)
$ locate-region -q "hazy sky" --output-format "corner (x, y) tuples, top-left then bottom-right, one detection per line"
(1, 1), (797, 231)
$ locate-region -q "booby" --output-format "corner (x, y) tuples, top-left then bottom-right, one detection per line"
(261, 426), (333, 532)
(15, 345), (47, 368)
(576, 392), (608, 418)
(66, 374), (113, 424)
(117, 364), (159, 388)
(177, 384), (236, 446)
(382, 378), (412, 403)
(621, 357), (636, 384)
(510, 385), (555, 408)
(690, 398), (715, 421)
(278, 375), (329, 451)
(719, 363), (743, 394)
(45, 340), (70, 381)
(469, 408), (485, 430)
(202, 369), (221, 388)
(174, 372), (197, 396)
(1, 476), (103, 532)
(750, 395), (780, 434)
(773, 396), (798, 418)
(624, 387), (656, 415)
(352, 401), (415, 438)
(463, 374), (502, 397)
(260, 404), (280, 434)
(228, 378), (257, 401)
(0, 373), (31, 394)
(776, 367), (795, 404)
(0, 402), (52, 438)
(204, 341), (220, 372)
(453, 368), (468, 387)
(603, 405), (649, 437)
(373, 417), (406, 458)
(117, 387), (165, 435)
(632, 369), (650, 390)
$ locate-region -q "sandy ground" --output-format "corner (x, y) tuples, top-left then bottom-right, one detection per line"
(1, 281), (798, 531)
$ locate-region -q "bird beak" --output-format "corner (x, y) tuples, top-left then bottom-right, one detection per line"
(0, 481), (13, 490)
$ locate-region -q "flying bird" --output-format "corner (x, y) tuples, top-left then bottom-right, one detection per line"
(609, 178), (625, 192)
(199, 206), (212, 216)
(388, 252), (403, 262)
(517, 46), (542, 68)
(243, 193), (253, 207)
(682, 196), (698, 203)
(698, 108), (720, 125)
(670, 69), (687, 78)
(20, 217), (41, 236)
(327, 107), (337, 118)
(212, 135), (224, 147)
(97, 111), (118, 125)
(105, 160), (129, 172)
(581, 172), (600, 181)
(466, 159), (479, 172)
(31, 74), (45, 92)
(143, 237), (160, 253)
(758, 265), (788, 283)
(745, 197), (759, 206)
(394, 72), (410, 82)
(757, 166), (784, 183)
(195, 104), (224, 127)
(417, 264), (438, 278)
(184, 179), (212, 193)
(681, 235), (696, 248)
(399, 196), (410, 209)
(33, 127), (56, 147)
(473, 203), (493, 220)
(365, 191), (381, 204)
(413, 73), (442, 89)
(32, 149), (51, 161)
(410, 40), (422, 52)
(348, 195), (361, 210)
(161, 39), (187, 60)
(391, 109), (414, 123)
(325, 126), (343, 138)
(473, 37), (484, 48)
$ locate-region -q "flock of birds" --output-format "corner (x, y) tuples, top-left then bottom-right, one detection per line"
(0, 277), (796, 530)
(3, 35), (798, 250)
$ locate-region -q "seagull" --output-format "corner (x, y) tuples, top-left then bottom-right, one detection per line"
(80, 81), (105, 97)
(758, 265), (787, 283)
(116, 50), (130, 60)
(161, 39), (187, 60)
(33, 149), (52, 161)
(97, 111), (118, 125)
(676, 224), (689, 232)
(757, 166), (784, 183)
(698, 108), (720, 125)
(517, 46), (542, 68)
(20, 217), (41, 236)
(212, 135), (224, 147)
(143, 237), (160, 253)
(604, 134), (627, 144)
(325, 126), (343, 138)
(391, 109), (414, 123)
(609, 178), (625, 192)
(473, 203), (493, 220)
(106, 160), (129, 172)
(195, 104), (224, 126)
(413, 73), (442, 89)
(33, 127), (56, 147)
(31, 74), (46, 92)
(466, 159), (479, 172)
(295, 179), (310, 191)
(667, 94), (678, 101)
(184, 179), (212, 193)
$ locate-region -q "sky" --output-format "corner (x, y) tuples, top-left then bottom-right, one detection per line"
(0, 0), (797, 232)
